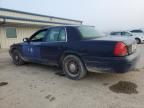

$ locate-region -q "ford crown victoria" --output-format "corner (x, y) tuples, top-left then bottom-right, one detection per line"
(9, 25), (139, 80)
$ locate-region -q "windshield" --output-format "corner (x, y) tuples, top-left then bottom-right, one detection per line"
(77, 26), (104, 39)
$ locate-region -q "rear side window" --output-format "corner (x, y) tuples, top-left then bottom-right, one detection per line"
(58, 29), (66, 41)
(46, 28), (60, 42)
(45, 27), (66, 42)
(130, 30), (143, 33)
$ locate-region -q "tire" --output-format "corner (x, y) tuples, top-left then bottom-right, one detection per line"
(11, 50), (25, 65)
(62, 55), (87, 80)
(135, 38), (141, 44)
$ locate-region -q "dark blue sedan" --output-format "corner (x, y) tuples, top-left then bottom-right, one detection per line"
(9, 25), (139, 80)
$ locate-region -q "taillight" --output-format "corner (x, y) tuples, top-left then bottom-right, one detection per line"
(114, 42), (128, 56)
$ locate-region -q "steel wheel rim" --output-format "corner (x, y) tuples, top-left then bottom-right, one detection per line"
(14, 53), (20, 63)
(65, 60), (80, 77)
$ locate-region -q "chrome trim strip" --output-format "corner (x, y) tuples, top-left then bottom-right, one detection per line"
(64, 27), (68, 42)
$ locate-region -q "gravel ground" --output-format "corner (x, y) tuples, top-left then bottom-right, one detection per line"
(0, 45), (144, 108)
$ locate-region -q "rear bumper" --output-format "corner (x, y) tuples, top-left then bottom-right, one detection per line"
(84, 52), (139, 73)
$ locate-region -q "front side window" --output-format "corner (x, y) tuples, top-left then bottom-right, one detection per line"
(6, 27), (17, 38)
(77, 26), (104, 39)
(45, 27), (66, 42)
(31, 30), (47, 42)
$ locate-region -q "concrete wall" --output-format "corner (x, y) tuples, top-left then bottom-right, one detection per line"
(0, 26), (40, 48)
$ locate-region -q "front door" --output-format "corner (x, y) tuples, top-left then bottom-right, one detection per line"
(22, 29), (48, 62)
(41, 27), (67, 65)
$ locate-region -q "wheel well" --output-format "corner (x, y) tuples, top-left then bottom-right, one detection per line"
(135, 38), (140, 41)
(11, 48), (21, 56)
(135, 38), (141, 43)
(11, 48), (17, 53)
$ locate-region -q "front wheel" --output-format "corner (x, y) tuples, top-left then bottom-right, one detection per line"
(11, 50), (25, 65)
(62, 55), (87, 80)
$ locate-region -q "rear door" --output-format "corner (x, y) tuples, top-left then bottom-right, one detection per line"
(40, 27), (67, 65)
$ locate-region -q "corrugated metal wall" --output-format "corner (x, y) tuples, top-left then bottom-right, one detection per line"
(0, 9), (82, 25)
(0, 26), (40, 48)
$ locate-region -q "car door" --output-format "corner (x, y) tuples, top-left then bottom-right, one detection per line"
(22, 29), (48, 62)
(40, 27), (67, 65)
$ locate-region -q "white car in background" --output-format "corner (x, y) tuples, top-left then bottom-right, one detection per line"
(130, 29), (144, 43)
(110, 31), (144, 44)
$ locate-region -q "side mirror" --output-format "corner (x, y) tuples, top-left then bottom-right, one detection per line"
(23, 38), (30, 42)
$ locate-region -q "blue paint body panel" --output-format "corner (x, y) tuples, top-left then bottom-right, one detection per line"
(9, 26), (139, 73)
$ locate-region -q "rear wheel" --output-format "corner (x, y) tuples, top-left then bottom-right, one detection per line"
(135, 38), (141, 44)
(12, 50), (25, 65)
(62, 55), (87, 80)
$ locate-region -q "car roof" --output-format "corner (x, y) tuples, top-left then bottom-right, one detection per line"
(130, 29), (143, 32)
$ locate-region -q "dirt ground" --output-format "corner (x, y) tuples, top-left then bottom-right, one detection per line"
(0, 45), (144, 108)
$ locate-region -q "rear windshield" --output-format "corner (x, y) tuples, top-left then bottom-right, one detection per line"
(77, 26), (104, 39)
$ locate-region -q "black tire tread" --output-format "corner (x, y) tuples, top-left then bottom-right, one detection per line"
(12, 50), (25, 65)
(62, 55), (87, 80)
